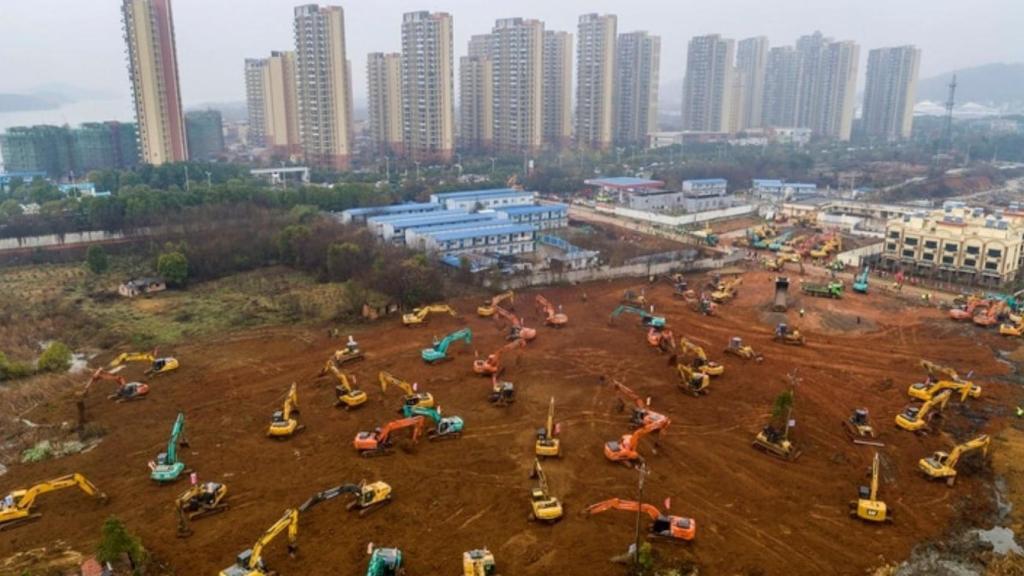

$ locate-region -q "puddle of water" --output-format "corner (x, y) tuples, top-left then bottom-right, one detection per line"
(976, 526), (1023, 555)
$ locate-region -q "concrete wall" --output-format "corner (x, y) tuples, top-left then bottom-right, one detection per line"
(834, 242), (884, 268)
(484, 256), (725, 290)
(595, 203), (756, 226)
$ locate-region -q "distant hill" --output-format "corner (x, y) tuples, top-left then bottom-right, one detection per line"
(0, 93), (65, 113)
(917, 63), (1024, 105)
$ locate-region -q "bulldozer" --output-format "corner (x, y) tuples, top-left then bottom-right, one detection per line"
(325, 335), (365, 368)
(488, 374), (516, 406)
(463, 549), (497, 576)
(299, 480), (393, 516)
(478, 291), (514, 317)
(535, 397), (560, 458)
(379, 371), (435, 411)
(422, 327), (473, 363)
(267, 383), (304, 438)
(535, 294), (568, 327)
(353, 416), (426, 458)
(849, 452), (890, 523)
(176, 479), (229, 537)
(1, 473), (107, 531)
(585, 498), (696, 541)
(219, 508), (298, 576)
(895, 390), (952, 432)
(843, 408), (876, 440)
(675, 361), (710, 396)
(473, 337), (526, 376)
(753, 388), (800, 461)
(919, 434), (991, 486)
(678, 338), (724, 376)
(529, 458), (563, 523)
(150, 412), (190, 483)
(321, 363), (367, 409)
(109, 348), (179, 375)
(773, 323), (806, 345)
(402, 303), (456, 326)
(725, 337), (763, 361)
(83, 367), (149, 402)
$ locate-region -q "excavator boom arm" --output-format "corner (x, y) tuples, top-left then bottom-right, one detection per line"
(379, 416), (426, 443)
(585, 498), (662, 520)
(16, 473), (101, 510)
(249, 509), (299, 569)
(165, 413), (186, 465)
(947, 434), (991, 468)
(379, 371), (414, 397)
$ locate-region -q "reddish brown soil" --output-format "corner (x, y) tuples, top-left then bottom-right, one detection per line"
(0, 269), (1016, 576)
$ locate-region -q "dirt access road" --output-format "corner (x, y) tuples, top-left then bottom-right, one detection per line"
(0, 268), (1015, 575)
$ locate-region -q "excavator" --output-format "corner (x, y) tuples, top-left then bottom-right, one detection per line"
(852, 266), (870, 294)
(646, 325), (676, 352)
(535, 294), (568, 327)
(494, 305), (537, 341)
(675, 361), (710, 396)
(402, 303), (456, 326)
(150, 412), (189, 483)
(585, 498), (696, 541)
(919, 434), (991, 486)
(611, 381), (667, 429)
(974, 300), (1007, 328)
(999, 318), (1024, 336)
(535, 397), (560, 458)
(176, 479), (229, 537)
(488, 374), (516, 406)
(422, 327), (472, 363)
(849, 452), (890, 523)
(949, 297), (989, 321)
(0, 473), (107, 531)
(322, 364), (367, 409)
(326, 335), (365, 367)
(473, 337), (526, 376)
(844, 408), (876, 440)
(353, 416), (426, 457)
(773, 323), (806, 345)
(895, 389), (952, 432)
(267, 383), (304, 438)
(299, 480), (393, 516)
(463, 549), (497, 576)
(609, 305), (666, 328)
(379, 371), (435, 411)
(478, 291), (514, 317)
(366, 546), (404, 576)
(109, 348), (179, 375)
(401, 405), (464, 440)
(604, 418), (665, 464)
(83, 367), (149, 402)
(725, 337), (763, 361)
(529, 458), (563, 522)
(621, 289), (649, 307)
(219, 508), (298, 576)
(711, 276), (742, 303)
(678, 338), (724, 376)
(910, 360), (981, 401)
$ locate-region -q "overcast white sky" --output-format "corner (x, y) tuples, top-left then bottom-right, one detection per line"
(1, 0), (1022, 107)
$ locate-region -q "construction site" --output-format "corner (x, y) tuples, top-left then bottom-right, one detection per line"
(1, 230), (1020, 575)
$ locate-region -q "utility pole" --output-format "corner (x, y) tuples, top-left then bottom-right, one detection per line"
(633, 461), (648, 568)
(943, 74), (957, 152)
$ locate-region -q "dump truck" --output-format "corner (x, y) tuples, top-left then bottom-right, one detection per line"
(773, 277), (789, 312)
(801, 280), (843, 299)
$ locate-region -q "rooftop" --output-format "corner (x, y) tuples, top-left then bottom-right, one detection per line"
(431, 188), (531, 200)
(584, 177), (664, 189)
(496, 203), (569, 215)
(367, 210), (473, 226)
(427, 223), (536, 242)
(341, 202), (442, 218)
(683, 178), (728, 185)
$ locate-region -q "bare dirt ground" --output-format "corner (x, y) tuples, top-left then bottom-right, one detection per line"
(0, 267), (1016, 576)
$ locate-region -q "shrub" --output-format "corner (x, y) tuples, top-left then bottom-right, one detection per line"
(96, 516), (148, 570)
(0, 351), (33, 381)
(37, 341), (72, 373)
(85, 245), (109, 275)
(157, 250), (189, 286)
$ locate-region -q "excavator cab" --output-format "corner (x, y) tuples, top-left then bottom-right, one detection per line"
(488, 376), (515, 406)
(111, 381), (150, 402)
(844, 408), (875, 439)
(651, 515), (696, 540)
(529, 459), (563, 523)
(752, 425), (800, 461)
(367, 547), (403, 576)
(463, 549), (497, 576)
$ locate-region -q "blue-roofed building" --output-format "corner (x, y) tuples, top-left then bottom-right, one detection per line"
(752, 179), (818, 200)
(429, 188), (535, 211)
(369, 210), (494, 243)
(494, 203), (568, 230)
(339, 202), (444, 225)
(405, 219), (520, 249)
(422, 223), (536, 256)
(0, 171), (47, 191)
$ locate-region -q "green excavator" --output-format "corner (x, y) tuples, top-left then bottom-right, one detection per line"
(150, 412), (189, 483)
(421, 328), (472, 363)
(366, 546), (403, 576)
(609, 305), (665, 328)
(401, 405), (465, 440)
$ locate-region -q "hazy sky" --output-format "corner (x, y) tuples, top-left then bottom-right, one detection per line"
(2, 0), (1022, 108)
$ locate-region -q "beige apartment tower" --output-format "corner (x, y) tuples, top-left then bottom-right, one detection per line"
(543, 30), (573, 148)
(576, 13), (617, 150)
(736, 36), (769, 130)
(681, 34), (735, 133)
(401, 11), (455, 163)
(263, 51), (301, 156)
(122, 0), (188, 164)
(459, 55), (493, 151)
(862, 45), (921, 141)
(367, 53), (404, 155)
(615, 31), (660, 145)
(489, 18), (544, 154)
(294, 4), (354, 170)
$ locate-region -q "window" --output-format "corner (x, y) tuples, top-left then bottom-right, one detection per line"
(966, 246), (980, 255)
(985, 262), (999, 271)
(904, 237), (918, 246)
(944, 244), (958, 253)
(987, 248), (1002, 258)
(924, 240), (938, 249)
(922, 253), (934, 261)
(964, 259), (976, 267)
(886, 243), (897, 252)
(942, 256), (955, 265)
(902, 249), (915, 258)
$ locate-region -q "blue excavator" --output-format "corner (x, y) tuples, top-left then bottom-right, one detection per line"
(421, 328), (472, 363)
(401, 405), (464, 439)
(853, 266), (870, 294)
(609, 305), (665, 328)
(150, 412), (189, 483)
(366, 546), (403, 576)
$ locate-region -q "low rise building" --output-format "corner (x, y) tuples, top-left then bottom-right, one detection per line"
(340, 202), (444, 225)
(681, 178), (731, 212)
(583, 177), (665, 203)
(430, 188), (535, 211)
(494, 204), (568, 230)
(119, 277), (167, 298)
(422, 224), (536, 256)
(752, 179), (818, 199)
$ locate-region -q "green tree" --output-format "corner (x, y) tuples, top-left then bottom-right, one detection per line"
(326, 242), (366, 282)
(276, 224), (312, 267)
(85, 245), (109, 275)
(96, 516), (148, 570)
(0, 199), (22, 221)
(37, 341), (72, 373)
(0, 351), (32, 381)
(157, 250), (189, 286)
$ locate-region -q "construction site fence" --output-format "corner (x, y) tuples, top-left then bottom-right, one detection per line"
(483, 256), (725, 290)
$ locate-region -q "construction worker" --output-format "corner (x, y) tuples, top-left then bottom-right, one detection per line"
(799, 308), (805, 318)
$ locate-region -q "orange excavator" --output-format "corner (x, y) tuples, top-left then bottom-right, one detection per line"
(973, 300), (1007, 328)
(949, 297), (988, 321)
(604, 419), (666, 464)
(353, 416), (426, 458)
(647, 326), (676, 353)
(494, 305), (537, 341)
(611, 381), (667, 429)
(473, 338), (526, 376)
(585, 498), (696, 541)
(83, 367), (149, 402)
(535, 295), (568, 327)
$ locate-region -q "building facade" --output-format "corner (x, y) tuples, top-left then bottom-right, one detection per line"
(185, 110), (224, 160)
(489, 18), (544, 154)
(0, 123), (138, 177)
(862, 45), (921, 141)
(762, 46), (800, 128)
(681, 34), (735, 133)
(294, 4), (354, 169)
(576, 13), (617, 150)
(459, 55), (494, 152)
(262, 51), (301, 156)
(401, 11), (455, 163)
(614, 31), (660, 146)
(367, 52), (404, 155)
(682, 178), (731, 212)
(244, 58), (268, 147)
(735, 36), (769, 130)
(121, 0), (188, 165)
(542, 31), (573, 149)
(790, 32), (859, 141)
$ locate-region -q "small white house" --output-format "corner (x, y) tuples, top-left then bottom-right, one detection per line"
(119, 277), (167, 298)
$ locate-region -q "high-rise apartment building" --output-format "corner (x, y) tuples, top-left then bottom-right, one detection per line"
(459, 54), (493, 151)
(0, 123), (138, 177)
(862, 45), (921, 141)
(735, 36), (769, 130)
(489, 18), (544, 153)
(400, 11), (455, 163)
(367, 52), (404, 155)
(815, 40), (859, 141)
(681, 34), (735, 133)
(246, 51), (302, 156)
(244, 58), (268, 147)
(121, 0), (187, 164)
(542, 31), (573, 148)
(576, 13), (616, 150)
(185, 110), (225, 160)
(614, 31), (660, 145)
(294, 4), (354, 170)
(762, 46), (801, 128)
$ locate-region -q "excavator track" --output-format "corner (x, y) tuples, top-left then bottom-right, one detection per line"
(0, 513), (42, 531)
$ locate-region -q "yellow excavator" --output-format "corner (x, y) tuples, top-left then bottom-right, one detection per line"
(219, 508), (298, 576)
(379, 371), (434, 411)
(299, 480), (393, 517)
(267, 383), (304, 438)
(675, 361), (710, 396)
(711, 276), (742, 303)
(478, 291), (514, 317)
(535, 397), (560, 457)
(909, 360), (981, 402)
(402, 304), (457, 326)
(919, 434), (991, 486)
(849, 452), (890, 523)
(529, 458), (563, 523)
(176, 480), (229, 537)
(1, 473), (107, 531)
(463, 549), (497, 576)
(109, 348), (179, 375)
(895, 389), (952, 432)
(321, 363), (367, 409)
(678, 337), (724, 376)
